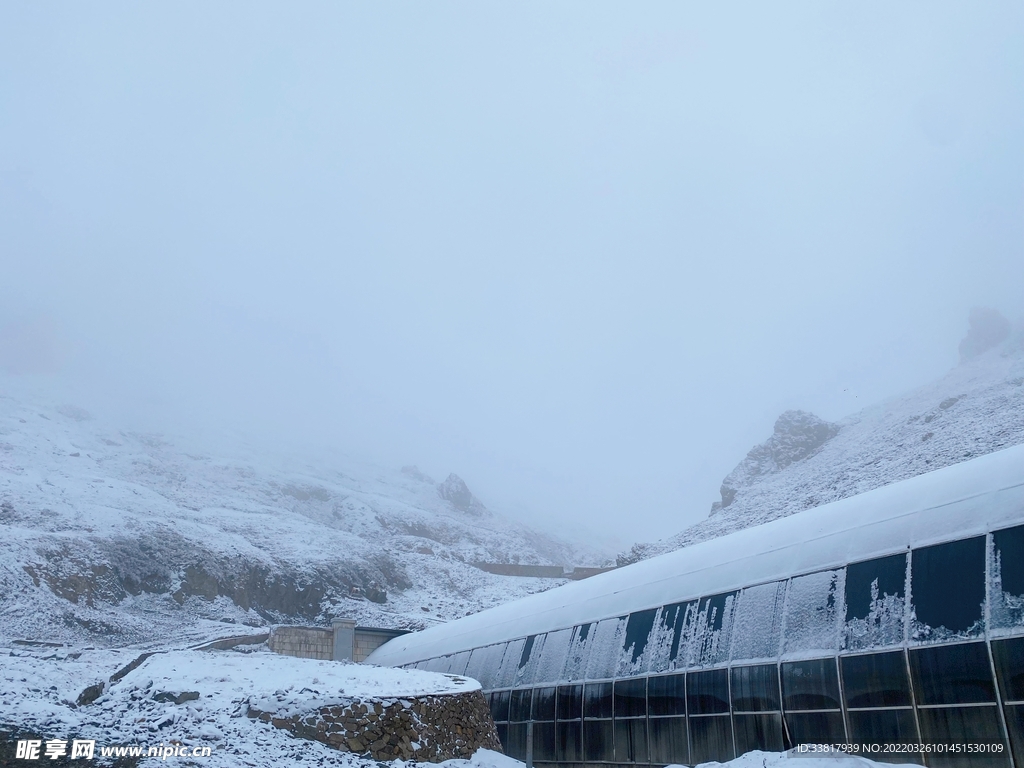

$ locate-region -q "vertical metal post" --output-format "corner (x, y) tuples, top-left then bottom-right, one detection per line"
(525, 720), (534, 768)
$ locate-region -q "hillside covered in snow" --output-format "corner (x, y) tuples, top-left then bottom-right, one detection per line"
(0, 383), (597, 648)
(626, 313), (1024, 561)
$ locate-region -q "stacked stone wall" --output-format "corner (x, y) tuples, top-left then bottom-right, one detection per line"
(267, 626), (333, 660)
(247, 689), (500, 762)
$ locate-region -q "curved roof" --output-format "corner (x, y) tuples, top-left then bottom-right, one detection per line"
(367, 443), (1024, 667)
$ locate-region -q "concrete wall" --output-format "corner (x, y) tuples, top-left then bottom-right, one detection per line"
(354, 629), (403, 662)
(268, 625), (334, 661)
(471, 562), (616, 580)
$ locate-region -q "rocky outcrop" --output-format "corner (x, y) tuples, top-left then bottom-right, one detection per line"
(247, 689), (501, 762)
(959, 307), (1011, 363)
(711, 410), (840, 513)
(438, 474), (487, 515)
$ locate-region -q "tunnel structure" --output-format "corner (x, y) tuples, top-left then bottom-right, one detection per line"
(368, 443), (1024, 768)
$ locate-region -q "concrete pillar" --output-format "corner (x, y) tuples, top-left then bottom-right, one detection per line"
(332, 618), (356, 662)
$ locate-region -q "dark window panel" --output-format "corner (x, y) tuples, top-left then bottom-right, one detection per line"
(510, 688), (534, 722)
(648, 673), (686, 716)
(911, 537), (986, 640)
(556, 720), (583, 762)
(614, 718), (649, 763)
(847, 710), (920, 756)
(614, 677), (647, 718)
(495, 723), (508, 751)
(688, 668), (730, 715)
(734, 713), (784, 754)
(650, 716), (688, 765)
(583, 719), (614, 763)
(846, 554), (907, 620)
(785, 711), (845, 746)
(731, 664), (781, 712)
(994, 638), (1024, 703)
(917, 707), (1010, 768)
(505, 723), (528, 761)
(520, 635), (538, 669)
(841, 651), (912, 709)
(557, 684), (583, 720)
(584, 681), (614, 719)
(661, 602), (694, 665)
(533, 721), (556, 762)
(533, 686), (556, 721)
(623, 609), (658, 665)
(909, 642), (996, 705)
(994, 525), (1024, 596)
(1005, 704), (1024, 768)
(690, 716), (735, 765)
(782, 658), (841, 711)
(489, 690), (511, 722)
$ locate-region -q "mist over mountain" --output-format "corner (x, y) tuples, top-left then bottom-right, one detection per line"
(620, 311), (1024, 564)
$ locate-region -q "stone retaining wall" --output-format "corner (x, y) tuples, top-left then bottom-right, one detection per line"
(247, 689), (501, 762)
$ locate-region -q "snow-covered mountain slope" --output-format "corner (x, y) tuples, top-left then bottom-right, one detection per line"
(0, 384), (595, 647)
(630, 327), (1024, 561)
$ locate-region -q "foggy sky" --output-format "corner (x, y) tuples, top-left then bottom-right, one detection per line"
(1, 2), (1022, 550)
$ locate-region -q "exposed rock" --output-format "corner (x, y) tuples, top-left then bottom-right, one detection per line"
(76, 682), (105, 706)
(152, 691), (200, 705)
(959, 307), (1011, 363)
(711, 410), (840, 513)
(437, 474), (487, 515)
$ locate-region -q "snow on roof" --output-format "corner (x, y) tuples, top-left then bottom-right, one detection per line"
(367, 442), (1024, 667)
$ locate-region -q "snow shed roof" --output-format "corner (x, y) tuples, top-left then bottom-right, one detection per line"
(367, 442), (1024, 668)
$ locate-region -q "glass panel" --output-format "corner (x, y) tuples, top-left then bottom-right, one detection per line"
(447, 649), (472, 676)
(614, 677), (647, 718)
(731, 581), (786, 662)
(534, 628), (573, 685)
(421, 656), (448, 673)
(649, 716), (688, 765)
(647, 601), (696, 673)
(690, 716), (734, 764)
(785, 711), (845, 746)
(783, 569), (844, 655)
(917, 707), (1010, 768)
(841, 651), (912, 708)
(687, 592), (739, 668)
(731, 664), (781, 712)
(510, 688), (534, 721)
(583, 719), (614, 762)
(1005, 704), (1024, 768)
(496, 723), (508, 751)
(908, 642), (996, 705)
(557, 684), (583, 720)
(585, 681), (614, 719)
(465, 643), (508, 689)
(495, 638), (527, 688)
(534, 721), (556, 762)
(910, 537), (986, 642)
(505, 722), (528, 761)
(687, 668), (729, 715)
(534, 686), (556, 721)
(648, 673), (686, 716)
(617, 609), (659, 677)
(992, 525), (1024, 632)
(734, 713), (784, 754)
(844, 554), (907, 650)
(782, 658), (841, 711)
(489, 690), (511, 722)
(846, 710), (920, 757)
(614, 718), (648, 763)
(556, 720), (583, 762)
(563, 623), (594, 682)
(515, 634), (547, 686)
(585, 618), (628, 680)
(994, 638), (1024, 703)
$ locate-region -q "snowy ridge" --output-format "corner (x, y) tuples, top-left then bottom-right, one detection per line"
(642, 335), (1024, 558)
(0, 381), (595, 647)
